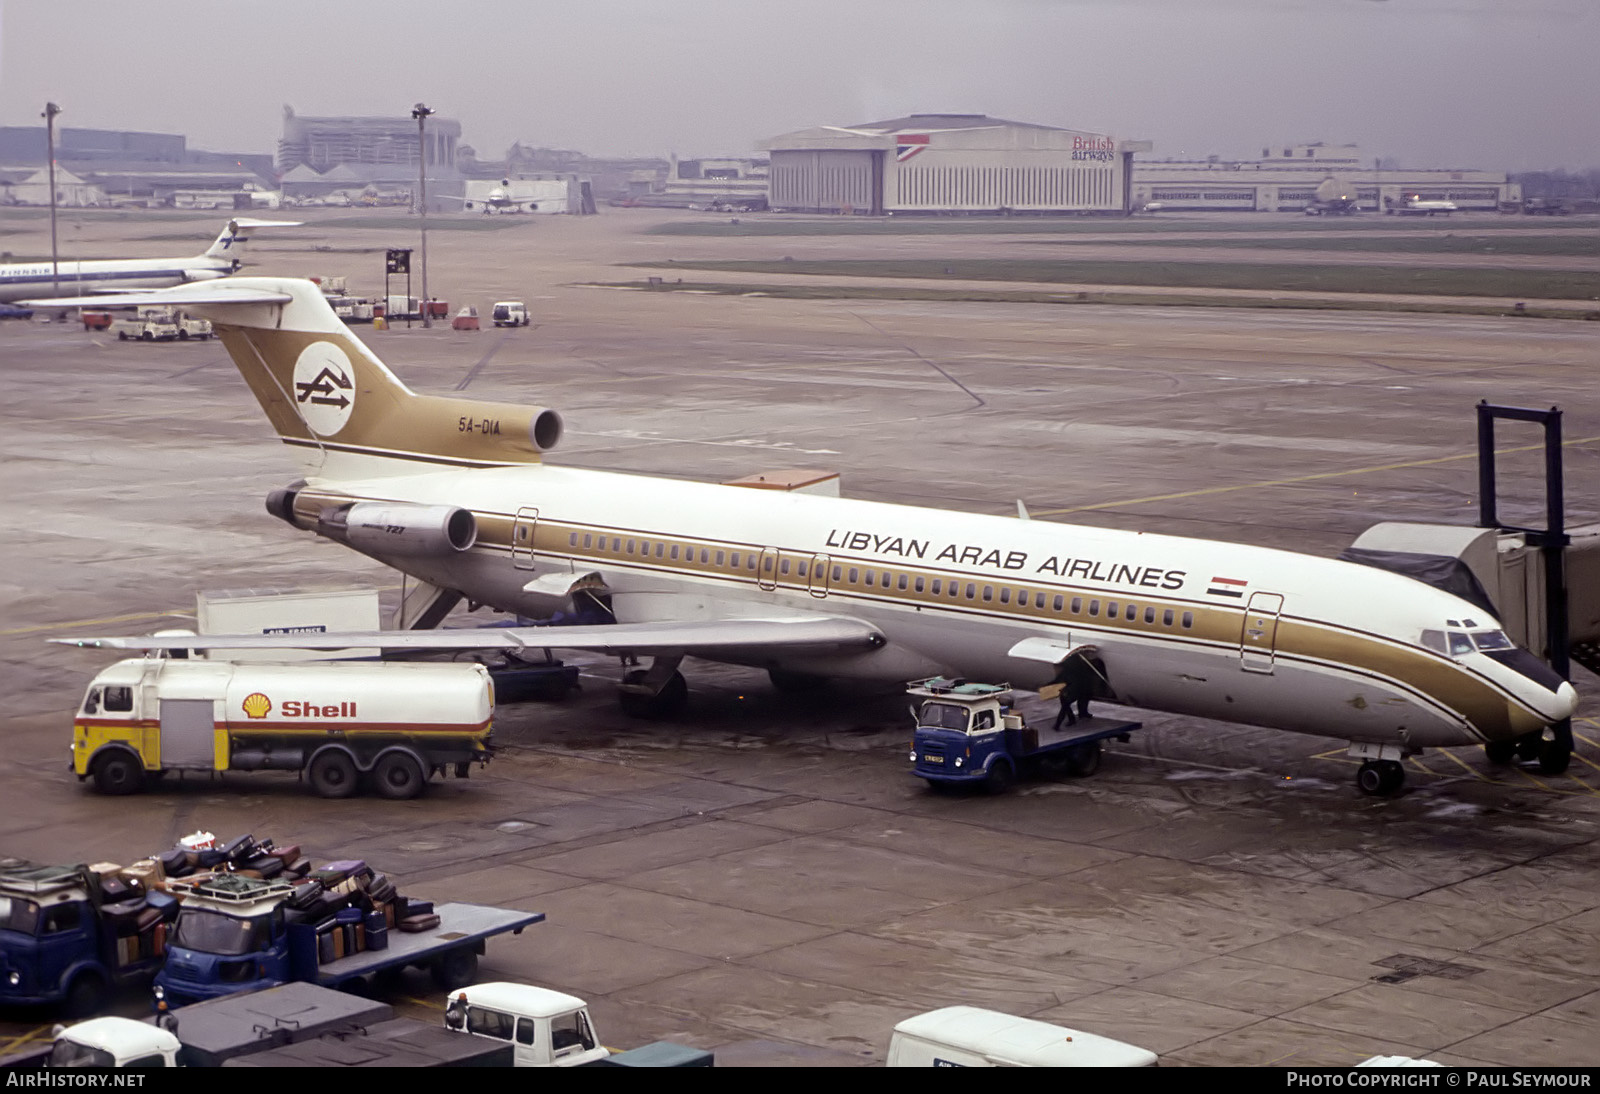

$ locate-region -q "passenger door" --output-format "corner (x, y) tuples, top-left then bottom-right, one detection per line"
(1239, 592), (1284, 674)
(511, 507), (539, 570)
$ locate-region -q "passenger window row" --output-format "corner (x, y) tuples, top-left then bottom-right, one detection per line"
(563, 528), (1195, 629)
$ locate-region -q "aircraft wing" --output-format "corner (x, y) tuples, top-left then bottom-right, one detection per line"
(21, 284), (294, 309)
(52, 616), (885, 657)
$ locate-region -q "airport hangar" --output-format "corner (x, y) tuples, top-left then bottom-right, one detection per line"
(1132, 142), (1519, 213)
(760, 113), (1151, 216)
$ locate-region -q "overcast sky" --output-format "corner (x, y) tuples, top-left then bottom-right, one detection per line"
(2, 0), (1595, 171)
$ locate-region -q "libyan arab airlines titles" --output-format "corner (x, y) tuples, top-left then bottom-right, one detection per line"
(822, 528), (1189, 591)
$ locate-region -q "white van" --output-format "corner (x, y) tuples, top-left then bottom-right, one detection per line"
(491, 301), (530, 327)
(444, 982), (609, 1066)
(887, 1007), (1158, 1067)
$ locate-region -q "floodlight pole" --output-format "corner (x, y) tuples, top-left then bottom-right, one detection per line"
(43, 102), (61, 297)
(412, 103), (434, 329)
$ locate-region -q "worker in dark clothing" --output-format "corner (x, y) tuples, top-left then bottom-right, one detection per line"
(1050, 653), (1095, 730)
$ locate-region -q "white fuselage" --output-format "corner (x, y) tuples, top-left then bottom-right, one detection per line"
(0, 255), (229, 303)
(302, 460), (1574, 752)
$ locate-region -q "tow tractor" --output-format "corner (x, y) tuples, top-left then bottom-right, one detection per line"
(908, 677), (1141, 793)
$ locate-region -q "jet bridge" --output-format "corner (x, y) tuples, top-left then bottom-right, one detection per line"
(1342, 403), (1594, 774)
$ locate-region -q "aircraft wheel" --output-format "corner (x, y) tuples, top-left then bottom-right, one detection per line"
(1483, 740), (1516, 765)
(308, 749), (360, 798)
(1356, 760), (1405, 796)
(1537, 738), (1572, 776)
(618, 669), (688, 719)
(1514, 733), (1544, 761)
(371, 751), (426, 800)
(1064, 739), (1102, 778)
(91, 750), (145, 796)
(983, 759), (1014, 795)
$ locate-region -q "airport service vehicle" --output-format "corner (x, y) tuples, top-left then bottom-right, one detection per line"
(79, 310), (112, 330)
(0, 861), (179, 1014)
(20, 982), (509, 1067)
(444, 981), (712, 1067)
(153, 872), (543, 1006)
(72, 656), (494, 799)
(40, 277), (1580, 797)
(110, 309), (180, 342)
(887, 1007), (1157, 1067)
(452, 305), (480, 331)
(174, 313), (213, 341)
(491, 301), (530, 327)
(908, 676), (1140, 793)
(0, 218), (299, 303)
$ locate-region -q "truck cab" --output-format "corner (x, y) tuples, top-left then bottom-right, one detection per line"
(908, 678), (1021, 790)
(0, 862), (176, 1013)
(47, 1017), (181, 1068)
(444, 982), (610, 1066)
(155, 876), (295, 1005)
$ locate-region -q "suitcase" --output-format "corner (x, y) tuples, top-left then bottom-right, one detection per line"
(398, 914), (440, 933)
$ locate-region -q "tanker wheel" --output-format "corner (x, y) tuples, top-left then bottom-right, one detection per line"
(308, 749), (360, 799)
(91, 750), (145, 796)
(372, 751), (426, 800)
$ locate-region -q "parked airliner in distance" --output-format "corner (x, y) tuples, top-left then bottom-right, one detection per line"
(35, 277), (1578, 796)
(0, 218), (299, 302)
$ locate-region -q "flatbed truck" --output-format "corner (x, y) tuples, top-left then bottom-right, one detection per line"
(908, 677), (1140, 793)
(153, 872), (543, 1005)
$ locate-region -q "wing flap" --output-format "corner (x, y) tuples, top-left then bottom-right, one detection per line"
(53, 616), (884, 657)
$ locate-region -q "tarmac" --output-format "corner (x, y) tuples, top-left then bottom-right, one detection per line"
(1, 207), (1598, 1066)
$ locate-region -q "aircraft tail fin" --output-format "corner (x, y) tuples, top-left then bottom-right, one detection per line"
(199, 218), (303, 265)
(37, 277), (561, 479)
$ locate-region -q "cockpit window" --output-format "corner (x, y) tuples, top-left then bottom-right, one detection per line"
(1448, 632), (1475, 656)
(1471, 630), (1515, 652)
(1420, 630), (1448, 654)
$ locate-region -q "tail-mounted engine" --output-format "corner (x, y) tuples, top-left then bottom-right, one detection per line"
(315, 501), (478, 556)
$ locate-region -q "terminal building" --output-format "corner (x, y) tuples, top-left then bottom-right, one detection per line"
(277, 106), (462, 174)
(760, 114), (1150, 215)
(1132, 143), (1518, 213)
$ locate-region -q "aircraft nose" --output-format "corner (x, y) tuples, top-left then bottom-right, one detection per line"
(1553, 680), (1579, 722)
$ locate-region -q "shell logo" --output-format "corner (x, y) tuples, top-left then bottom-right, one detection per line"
(242, 692), (272, 719)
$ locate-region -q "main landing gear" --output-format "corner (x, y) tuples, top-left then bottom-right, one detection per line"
(1347, 741), (1412, 797)
(617, 654), (688, 719)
